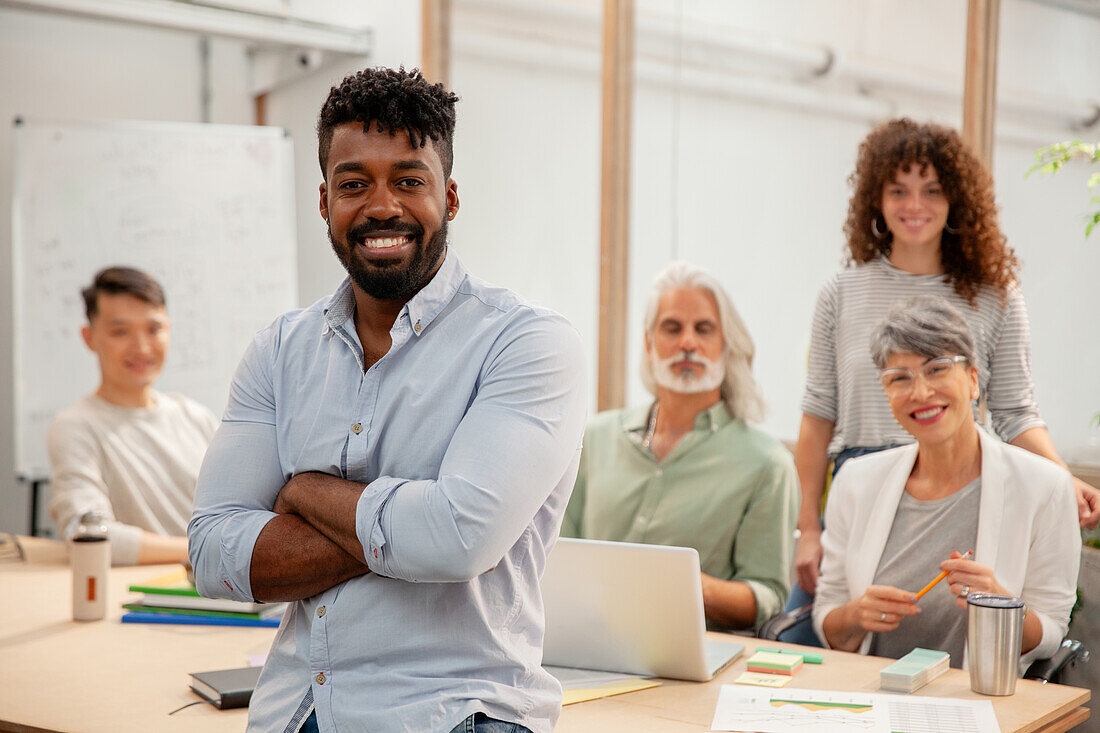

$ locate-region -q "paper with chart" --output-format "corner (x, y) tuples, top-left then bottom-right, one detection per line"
(710, 686), (1000, 733)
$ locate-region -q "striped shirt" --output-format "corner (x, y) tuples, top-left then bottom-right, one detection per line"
(801, 257), (1044, 457)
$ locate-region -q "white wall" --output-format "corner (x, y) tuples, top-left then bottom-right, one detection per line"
(0, 3), (420, 533)
(450, 0), (1100, 458)
(262, 3), (422, 306)
(3, 0), (1098, 533)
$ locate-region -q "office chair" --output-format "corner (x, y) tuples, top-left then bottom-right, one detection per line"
(756, 603), (813, 642)
(1024, 639), (1089, 685)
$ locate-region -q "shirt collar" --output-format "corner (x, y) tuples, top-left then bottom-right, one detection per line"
(321, 247), (466, 337)
(622, 399), (732, 435)
(701, 400), (733, 432)
(403, 247), (464, 337)
(323, 278), (357, 332)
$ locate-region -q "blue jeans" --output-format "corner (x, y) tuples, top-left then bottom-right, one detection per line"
(777, 444), (903, 647)
(300, 711), (531, 733)
(448, 712), (534, 733)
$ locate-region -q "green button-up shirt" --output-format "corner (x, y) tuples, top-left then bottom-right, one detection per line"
(561, 401), (799, 627)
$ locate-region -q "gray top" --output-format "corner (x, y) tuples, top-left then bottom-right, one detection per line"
(868, 478), (981, 667)
(801, 258), (1044, 456)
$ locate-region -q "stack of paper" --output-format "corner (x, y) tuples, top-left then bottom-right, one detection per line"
(711, 686), (1001, 732)
(880, 648), (950, 693)
(122, 569), (285, 628)
(544, 666), (660, 705)
(746, 651), (803, 676)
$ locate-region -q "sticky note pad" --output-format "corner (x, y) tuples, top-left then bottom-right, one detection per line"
(754, 647), (824, 664)
(880, 648), (950, 693)
(734, 671), (791, 688)
(746, 651), (802, 675)
(562, 679), (661, 705)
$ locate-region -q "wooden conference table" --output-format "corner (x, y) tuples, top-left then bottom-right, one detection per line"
(0, 537), (1089, 733)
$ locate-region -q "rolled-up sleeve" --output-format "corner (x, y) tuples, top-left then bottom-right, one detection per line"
(188, 332), (284, 602)
(732, 451), (799, 626)
(801, 278), (839, 422)
(356, 313), (587, 582)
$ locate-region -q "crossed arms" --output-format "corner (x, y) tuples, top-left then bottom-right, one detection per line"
(249, 472), (371, 601)
(188, 314), (588, 604)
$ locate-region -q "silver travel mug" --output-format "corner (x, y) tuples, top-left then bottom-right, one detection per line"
(966, 593), (1025, 695)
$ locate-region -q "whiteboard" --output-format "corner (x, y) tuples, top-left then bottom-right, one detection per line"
(12, 119), (298, 478)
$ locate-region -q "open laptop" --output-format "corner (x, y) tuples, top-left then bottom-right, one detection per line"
(540, 537), (744, 682)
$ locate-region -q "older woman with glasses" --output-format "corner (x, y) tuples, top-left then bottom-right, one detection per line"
(812, 296), (1078, 670)
(791, 122), (1098, 651)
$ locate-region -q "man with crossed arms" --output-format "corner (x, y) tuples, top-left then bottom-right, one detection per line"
(189, 67), (586, 733)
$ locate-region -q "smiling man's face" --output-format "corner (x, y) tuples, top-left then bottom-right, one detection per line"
(81, 293), (170, 395)
(320, 122), (459, 302)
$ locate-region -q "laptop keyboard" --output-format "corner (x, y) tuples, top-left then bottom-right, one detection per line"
(705, 639), (745, 674)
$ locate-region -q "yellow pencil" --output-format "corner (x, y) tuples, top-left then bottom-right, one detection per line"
(914, 550), (973, 600)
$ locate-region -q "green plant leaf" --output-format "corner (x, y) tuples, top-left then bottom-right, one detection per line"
(1030, 140), (1100, 237)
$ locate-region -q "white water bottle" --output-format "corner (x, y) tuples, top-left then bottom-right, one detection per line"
(71, 512), (110, 621)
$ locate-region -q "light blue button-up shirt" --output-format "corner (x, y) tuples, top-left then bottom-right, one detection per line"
(188, 252), (587, 733)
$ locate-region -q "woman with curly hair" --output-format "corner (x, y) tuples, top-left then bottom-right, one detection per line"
(781, 118), (1099, 647)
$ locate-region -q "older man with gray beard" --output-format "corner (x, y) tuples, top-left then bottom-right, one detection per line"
(560, 261), (799, 631)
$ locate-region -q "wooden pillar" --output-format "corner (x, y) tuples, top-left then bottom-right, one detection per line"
(421, 0), (451, 85)
(597, 0), (634, 412)
(254, 93), (267, 126)
(962, 0), (1000, 169)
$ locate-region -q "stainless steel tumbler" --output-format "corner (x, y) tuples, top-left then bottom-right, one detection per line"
(967, 593), (1025, 695)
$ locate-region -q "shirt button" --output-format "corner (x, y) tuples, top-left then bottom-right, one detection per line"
(414, 320), (422, 333)
(352, 423), (362, 434)
(317, 605), (326, 618)
(315, 672), (326, 685)
(655, 468), (663, 477)
(634, 516), (646, 526)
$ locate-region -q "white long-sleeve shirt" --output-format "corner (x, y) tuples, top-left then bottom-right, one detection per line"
(47, 392), (218, 565)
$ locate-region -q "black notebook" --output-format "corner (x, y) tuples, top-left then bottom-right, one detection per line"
(189, 666), (263, 709)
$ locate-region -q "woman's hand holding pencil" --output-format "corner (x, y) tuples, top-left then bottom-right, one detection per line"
(842, 549), (1010, 644)
(937, 549), (1010, 610)
(914, 549), (973, 600)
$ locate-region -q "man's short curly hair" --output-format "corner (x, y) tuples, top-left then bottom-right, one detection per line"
(317, 66), (459, 179)
(844, 117), (1019, 304)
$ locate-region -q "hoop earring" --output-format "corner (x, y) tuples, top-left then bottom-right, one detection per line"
(944, 219), (960, 235)
(871, 214), (889, 240)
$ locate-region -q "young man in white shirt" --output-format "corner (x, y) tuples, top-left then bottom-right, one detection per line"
(47, 267), (218, 565)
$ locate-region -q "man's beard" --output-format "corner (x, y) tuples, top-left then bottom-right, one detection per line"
(329, 216), (448, 301)
(650, 349), (725, 394)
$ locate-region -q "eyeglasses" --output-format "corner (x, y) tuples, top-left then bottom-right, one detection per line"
(879, 355), (968, 396)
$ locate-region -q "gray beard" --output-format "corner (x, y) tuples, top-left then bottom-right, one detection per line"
(649, 350), (725, 394)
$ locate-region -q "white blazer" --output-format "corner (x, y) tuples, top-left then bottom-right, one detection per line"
(812, 428), (1080, 671)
